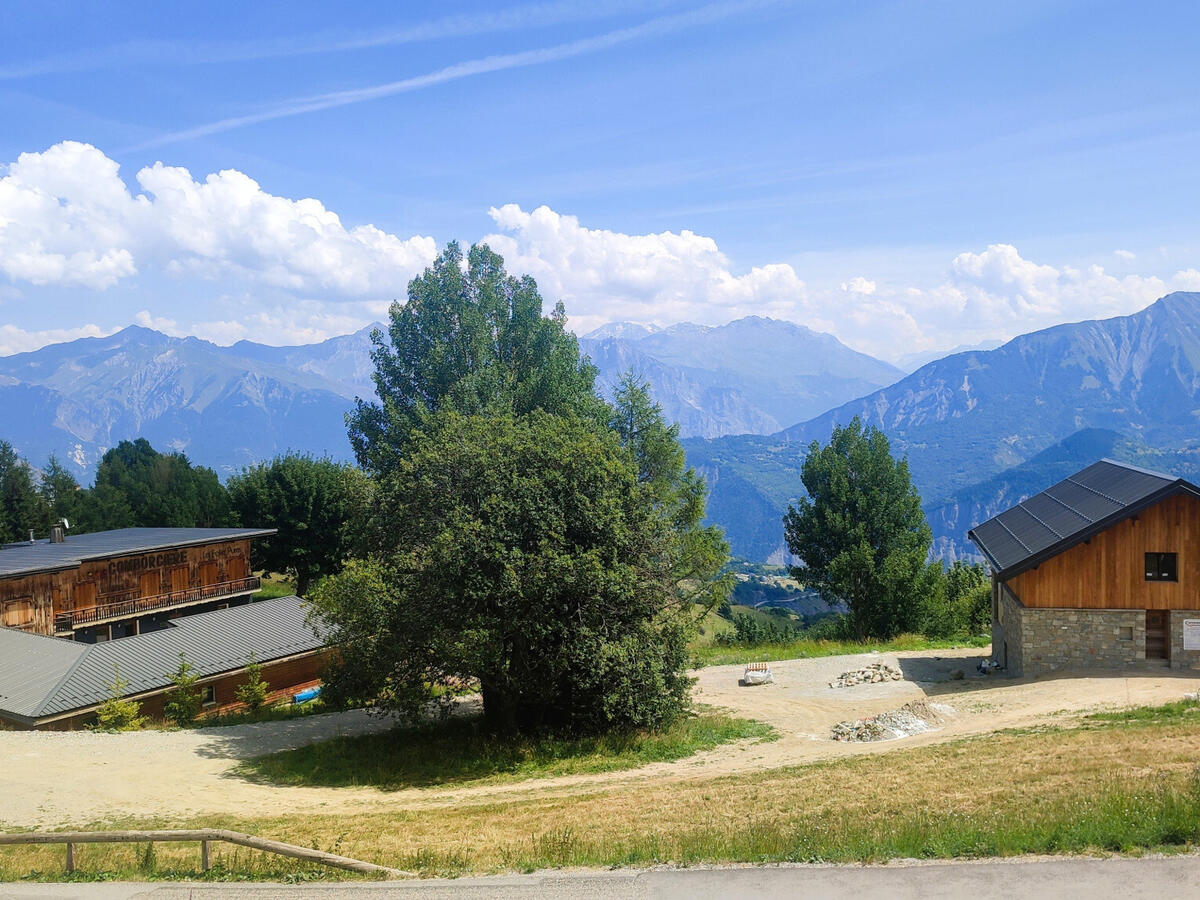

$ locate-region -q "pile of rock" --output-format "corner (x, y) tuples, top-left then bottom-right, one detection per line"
(829, 663), (903, 688)
(831, 700), (944, 742)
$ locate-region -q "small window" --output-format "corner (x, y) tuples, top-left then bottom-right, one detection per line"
(202, 685), (217, 706)
(1145, 552), (1178, 582)
(1119, 626), (1133, 641)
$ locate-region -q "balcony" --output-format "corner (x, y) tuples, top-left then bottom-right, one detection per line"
(54, 576), (261, 633)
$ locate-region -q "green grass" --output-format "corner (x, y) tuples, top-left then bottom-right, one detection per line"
(238, 712), (775, 790)
(253, 575), (297, 600)
(485, 773), (1200, 870)
(690, 632), (991, 667)
(1086, 697), (1200, 726)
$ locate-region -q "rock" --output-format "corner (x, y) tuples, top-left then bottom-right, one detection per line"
(950, 669), (965, 680)
(830, 663), (904, 688)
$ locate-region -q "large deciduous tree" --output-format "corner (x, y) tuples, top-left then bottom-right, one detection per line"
(321, 244), (729, 735)
(314, 411), (692, 734)
(783, 417), (938, 639)
(347, 241), (605, 476)
(227, 454), (371, 595)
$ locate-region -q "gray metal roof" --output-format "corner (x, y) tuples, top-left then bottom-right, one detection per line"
(0, 596), (325, 722)
(0, 527), (275, 578)
(967, 459), (1200, 577)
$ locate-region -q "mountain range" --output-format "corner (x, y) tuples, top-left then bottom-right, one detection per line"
(4, 293), (1199, 566)
(0, 315), (903, 477)
(579, 316), (903, 438)
(690, 292), (1200, 562)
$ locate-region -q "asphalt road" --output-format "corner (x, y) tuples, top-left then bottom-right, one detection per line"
(2, 856), (1198, 899)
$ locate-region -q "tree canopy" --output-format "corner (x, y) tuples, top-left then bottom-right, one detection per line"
(0, 441), (48, 543)
(82, 439), (231, 530)
(347, 241), (604, 476)
(783, 417), (939, 639)
(314, 411), (693, 734)
(227, 454), (371, 596)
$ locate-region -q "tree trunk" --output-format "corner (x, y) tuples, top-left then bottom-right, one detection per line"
(479, 676), (518, 734)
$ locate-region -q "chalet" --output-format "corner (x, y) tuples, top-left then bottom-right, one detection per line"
(969, 459), (1200, 676)
(0, 526), (330, 728)
(0, 526), (271, 641)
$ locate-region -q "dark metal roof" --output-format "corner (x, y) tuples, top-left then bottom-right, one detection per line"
(0, 596), (325, 722)
(967, 459), (1200, 577)
(0, 527), (275, 578)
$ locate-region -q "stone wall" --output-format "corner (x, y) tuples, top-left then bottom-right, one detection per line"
(1169, 611), (1200, 671)
(998, 592), (1200, 676)
(993, 586), (1024, 675)
(1018, 606), (1145, 675)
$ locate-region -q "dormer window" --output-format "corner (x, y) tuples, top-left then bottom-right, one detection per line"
(1145, 552), (1178, 582)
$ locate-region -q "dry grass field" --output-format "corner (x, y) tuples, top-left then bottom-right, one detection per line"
(2, 648), (1199, 881)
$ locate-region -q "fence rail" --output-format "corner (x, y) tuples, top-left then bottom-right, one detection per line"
(0, 828), (407, 878)
(54, 576), (262, 631)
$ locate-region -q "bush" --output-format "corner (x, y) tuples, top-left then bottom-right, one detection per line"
(163, 652), (204, 726)
(715, 611), (799, 647)
(235, 655), (271, 714)
(92, 666), (146, 731)
(922, 561), (991, 637)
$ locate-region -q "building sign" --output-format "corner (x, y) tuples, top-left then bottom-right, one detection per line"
(106, 550), (188, 578)
(1184, 619), (1200, 651)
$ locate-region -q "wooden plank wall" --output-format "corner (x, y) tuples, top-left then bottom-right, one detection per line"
(0, 539), (252, 635)
(1007, 493), (1200, 610)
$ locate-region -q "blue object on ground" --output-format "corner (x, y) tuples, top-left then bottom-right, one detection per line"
(293, 686), (321, 704)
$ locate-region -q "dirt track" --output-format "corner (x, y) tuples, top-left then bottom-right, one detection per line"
(2, 647), (1198, 828)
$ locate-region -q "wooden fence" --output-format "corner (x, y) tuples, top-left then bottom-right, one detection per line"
(0, 828), (407, 878)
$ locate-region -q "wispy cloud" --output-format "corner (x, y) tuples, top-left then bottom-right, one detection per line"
(0, 0), (679, 80)
(132, 0), (778, 150)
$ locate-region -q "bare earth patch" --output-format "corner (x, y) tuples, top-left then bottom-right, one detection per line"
(2, 646), (1198, 828)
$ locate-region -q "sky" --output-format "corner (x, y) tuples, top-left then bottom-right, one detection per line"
(1, 0), (1199, 363)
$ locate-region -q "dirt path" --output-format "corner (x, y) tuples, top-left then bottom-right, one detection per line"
(3, 648), (1198, 828)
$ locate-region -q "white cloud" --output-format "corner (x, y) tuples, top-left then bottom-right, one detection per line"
(0, 142), (436, 296)
(1115, 249), (1136, 260)
(482, 203), (810, 334)
(839, 276), (876, 295)
(0, 324), (116, 356)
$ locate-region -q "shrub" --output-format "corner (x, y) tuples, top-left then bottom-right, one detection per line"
(163, 652), (204, 726)
(715, 611), (799, 647)
(92, 665), (146, 731)
(235, 655), (271, 714)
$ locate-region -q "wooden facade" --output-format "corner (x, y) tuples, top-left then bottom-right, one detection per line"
(1006, 493), (1200, 610)
(0, 538), (258, 639)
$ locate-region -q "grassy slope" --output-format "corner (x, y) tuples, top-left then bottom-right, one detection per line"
(3, 701), (1199, 881)
(239, 713), (775, 790)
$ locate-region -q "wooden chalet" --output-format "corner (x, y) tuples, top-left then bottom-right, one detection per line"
(969, 459), (1200, 676)
(0, 526), (272, 642)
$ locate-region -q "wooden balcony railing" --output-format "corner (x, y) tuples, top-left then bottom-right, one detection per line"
(54, 576), (261, 632)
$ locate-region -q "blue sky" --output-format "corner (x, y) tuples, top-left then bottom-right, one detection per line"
(1, 0), (1198, 361)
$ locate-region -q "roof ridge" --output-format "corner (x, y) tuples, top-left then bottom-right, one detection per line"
(1097, 457), (1180, 482)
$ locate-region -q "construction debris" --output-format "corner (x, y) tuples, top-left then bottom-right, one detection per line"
(742, 661), (774, 686)
(829, 662), (903, 688)
(831, 700), (947, 742)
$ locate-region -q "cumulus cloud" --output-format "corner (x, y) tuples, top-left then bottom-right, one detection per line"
(482, 204), (810, 334)
(839, 276), (876, 295)
(2, 144), (1196, 360)
(0, 324), (116, 356)
(0, 141), (436, 295)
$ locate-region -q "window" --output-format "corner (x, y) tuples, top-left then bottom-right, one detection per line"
(1145, 552), (1178, 582)
(1119, 626), (1133, 641)
(2, 598), (34, 628)
(202, 685), (217, 706)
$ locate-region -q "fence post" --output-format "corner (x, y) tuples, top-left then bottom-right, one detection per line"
(201, 839), (211, 871)
(65, 842), (74, 874)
